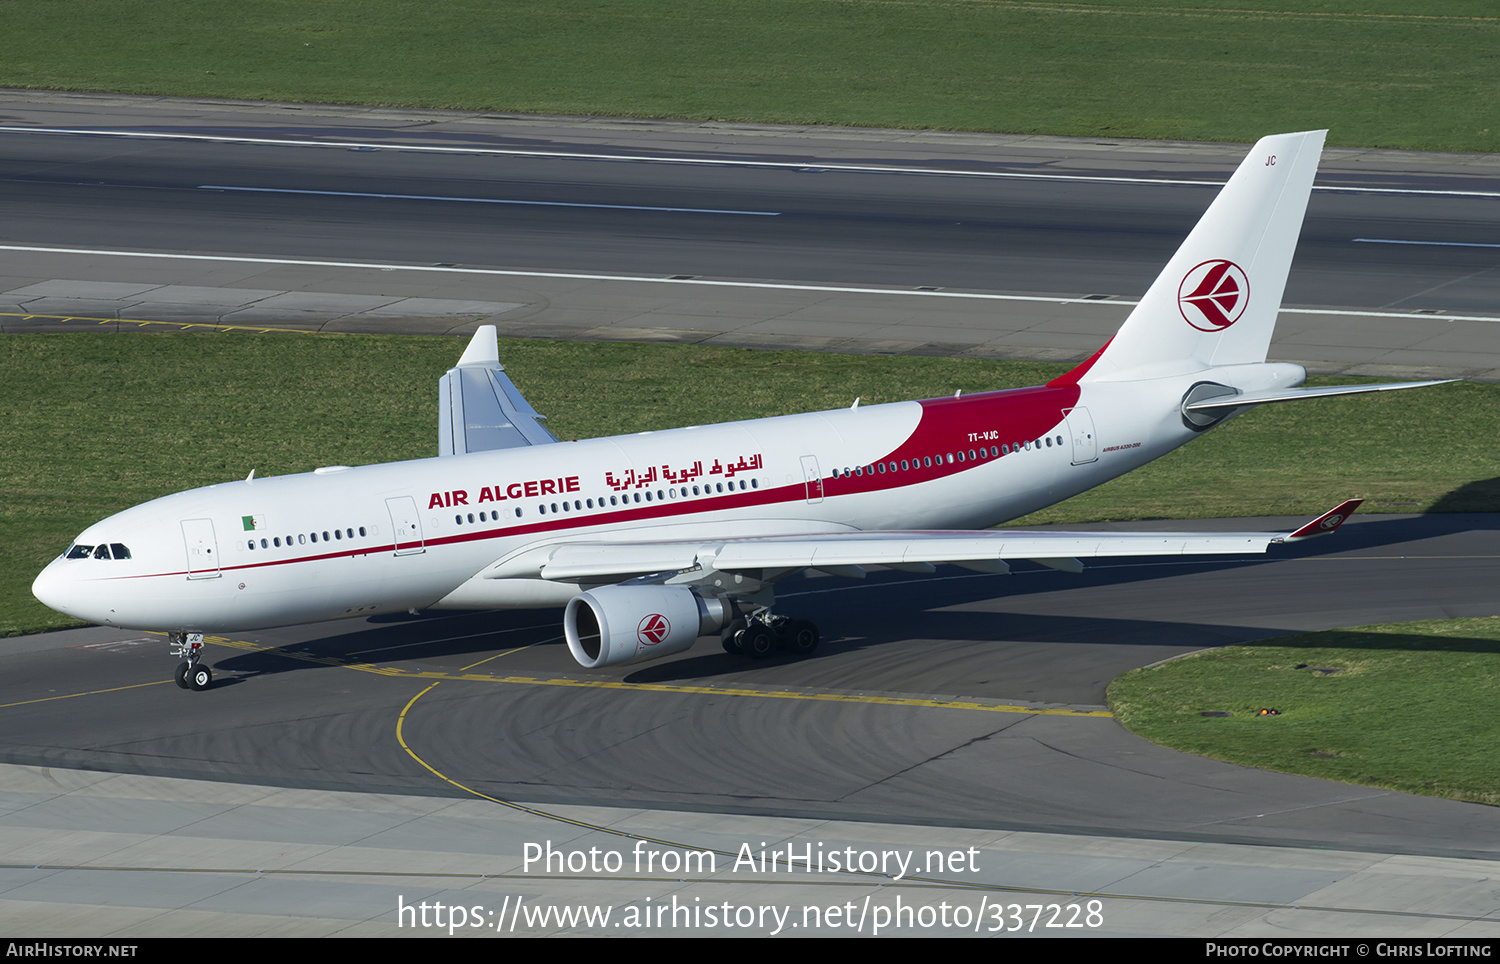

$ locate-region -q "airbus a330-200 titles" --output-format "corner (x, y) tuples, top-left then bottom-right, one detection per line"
(33, 130), (1447, 690)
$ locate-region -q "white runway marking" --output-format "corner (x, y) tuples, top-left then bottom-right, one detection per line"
(1354, 238), (1500, 248)
(198, 184), (779, 216)
(5, 243), (1500, 323)
(7, 125), (1500, 197)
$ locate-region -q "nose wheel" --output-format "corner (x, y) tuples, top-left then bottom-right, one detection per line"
(168, 632), (213, 691)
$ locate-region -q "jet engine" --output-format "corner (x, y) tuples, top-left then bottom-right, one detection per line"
(564, 585), (729, 668)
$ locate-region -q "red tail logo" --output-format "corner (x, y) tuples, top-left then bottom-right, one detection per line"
(637, 613), (671, 645)
(1179, 259), (1249, 331)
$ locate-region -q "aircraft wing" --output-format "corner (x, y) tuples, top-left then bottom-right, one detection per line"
(497, 501), (1363, 584)
(438, 325), (558, 456)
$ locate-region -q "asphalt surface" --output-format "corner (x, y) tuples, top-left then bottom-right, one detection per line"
(3, 89), (1500, 377)
(6, 513), (1498, 847)
(1, 92), (1498, 937)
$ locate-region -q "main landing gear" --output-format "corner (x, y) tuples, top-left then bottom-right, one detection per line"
(169, 632), (213, 691)
(721, 612), (820, 660)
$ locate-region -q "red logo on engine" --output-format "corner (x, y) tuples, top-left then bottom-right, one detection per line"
(1179, 260), (1249, 331)
(637, 613), (671, 646)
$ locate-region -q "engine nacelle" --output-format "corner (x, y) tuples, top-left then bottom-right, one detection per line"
(564, 585), (728, 668)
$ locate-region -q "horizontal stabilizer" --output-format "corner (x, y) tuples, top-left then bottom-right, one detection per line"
(439, 326), (558, 456)
(1185, 380), (1454, 413)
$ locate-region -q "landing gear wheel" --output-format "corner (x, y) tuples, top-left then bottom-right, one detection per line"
(722, 631), (744, 655)
(188, 665), (213, 691)
(743, 625), (776, 659)
(174, 661), (191, 689)
(788, 620), (820, 656)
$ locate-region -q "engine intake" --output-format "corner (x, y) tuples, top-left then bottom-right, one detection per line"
(564, 585), (728, 668)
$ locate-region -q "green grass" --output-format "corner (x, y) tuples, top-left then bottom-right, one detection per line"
(2, 330), (1494, 637)
(3, 1), (1498, 151)
(1109, 618), (1500, 805)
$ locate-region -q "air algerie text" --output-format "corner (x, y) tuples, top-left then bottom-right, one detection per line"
(428, 477), (580, 509)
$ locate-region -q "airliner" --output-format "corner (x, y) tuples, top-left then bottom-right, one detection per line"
(32, 130), (1445, 691)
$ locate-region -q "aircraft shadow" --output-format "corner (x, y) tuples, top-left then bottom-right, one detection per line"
(204, 510), (1494, 694)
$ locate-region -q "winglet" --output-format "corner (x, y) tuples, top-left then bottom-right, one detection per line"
(1280, 499), (1363, 542)
(456, 325), (501, 368)
(438, 325), (558, 456)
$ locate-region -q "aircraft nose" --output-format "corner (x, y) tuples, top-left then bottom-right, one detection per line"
(31, 560), (75, 617)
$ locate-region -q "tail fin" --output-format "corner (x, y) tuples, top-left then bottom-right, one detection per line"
(1072, 130), (1326, 383)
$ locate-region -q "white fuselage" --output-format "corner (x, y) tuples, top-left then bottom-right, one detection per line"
(32, 363), (1300, 635)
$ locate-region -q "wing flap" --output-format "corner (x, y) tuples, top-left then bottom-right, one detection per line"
(707, 531), (1276, 571)
(531, 529), (1291, 582)
(510, 504), (1360, 583)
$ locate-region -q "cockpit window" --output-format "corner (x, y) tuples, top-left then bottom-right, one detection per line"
(66, 542), (130, 560)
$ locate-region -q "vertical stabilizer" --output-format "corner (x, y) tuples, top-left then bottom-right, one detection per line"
(1075, 130), (1326, 383)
